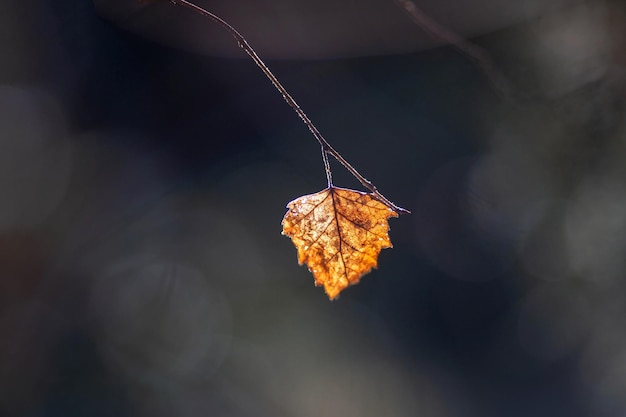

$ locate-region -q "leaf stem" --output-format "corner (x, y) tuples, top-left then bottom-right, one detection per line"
(170, 0), (409, 214)
(321, 146), (333, 189)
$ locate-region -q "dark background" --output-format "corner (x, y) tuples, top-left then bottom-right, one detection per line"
(1, 1), (626, 416)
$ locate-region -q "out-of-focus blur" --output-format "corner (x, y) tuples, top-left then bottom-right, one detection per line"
(1, 1), (626, 416)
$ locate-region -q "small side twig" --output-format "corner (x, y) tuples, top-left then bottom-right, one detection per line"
(169, 0), (409, 214)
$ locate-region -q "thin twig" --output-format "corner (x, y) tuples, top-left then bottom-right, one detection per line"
(170, 0), (409, 214)
(395, 0), (516, 100)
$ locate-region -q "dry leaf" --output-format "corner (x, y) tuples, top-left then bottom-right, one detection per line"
(282, 186), (398, 299)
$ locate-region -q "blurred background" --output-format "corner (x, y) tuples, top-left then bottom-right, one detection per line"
(1, 0), (626, 416)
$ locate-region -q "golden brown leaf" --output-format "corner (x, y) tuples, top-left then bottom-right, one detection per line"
(282, 186), (398, 299)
